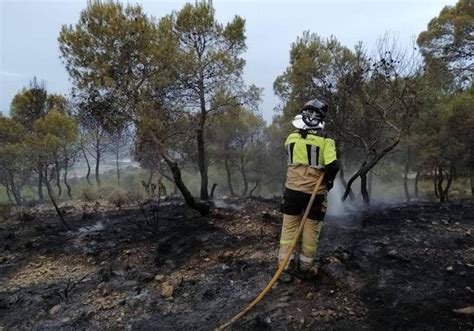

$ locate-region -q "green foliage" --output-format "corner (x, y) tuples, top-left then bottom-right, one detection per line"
(274, 32), (356, 124)
(417, 0), (473, 84)
(59, 0), (175, 135)
(0, 115), (31, 204)
(274, 31), (431, 203)
(171, 1), (246, 87)
(10, 78), (48, 129)
(0, 114), (27, 143)
(47, 94), (68, 114)
(30, 109), (78, 163)
(411, 87), (473, 167)
(156, 1), (252, 200)
(3, 0), (472, 207)
(404, 86), (473, 201)
(34, 109), (78, 144)
(444, 87), (474, 165)
(59, 1), (162, 90)
(208, 106), (266, 196)
(74, 167), (150, 202)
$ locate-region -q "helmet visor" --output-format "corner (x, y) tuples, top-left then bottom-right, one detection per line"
(292, 114), (325, 130)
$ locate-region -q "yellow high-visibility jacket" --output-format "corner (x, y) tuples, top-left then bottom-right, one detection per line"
(284, 130), (338, 194)
(285, 130), (337, 169)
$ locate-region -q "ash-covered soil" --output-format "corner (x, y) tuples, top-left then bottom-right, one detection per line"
(0, 198), (473, 330)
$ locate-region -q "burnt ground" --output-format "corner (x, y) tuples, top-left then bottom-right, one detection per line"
(0, 198), (473, 330)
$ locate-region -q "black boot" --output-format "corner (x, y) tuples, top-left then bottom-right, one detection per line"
(278, 259), (298, 283)
(278, 270), (292, 283)
(296, 263), (320, 281)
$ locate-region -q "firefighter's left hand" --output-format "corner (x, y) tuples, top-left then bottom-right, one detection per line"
(327, 180), (334, 191)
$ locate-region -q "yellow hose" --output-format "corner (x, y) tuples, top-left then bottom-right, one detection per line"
(216, 174), (325, 330)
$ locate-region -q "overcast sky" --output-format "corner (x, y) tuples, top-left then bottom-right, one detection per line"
(0, 0), (456, 121)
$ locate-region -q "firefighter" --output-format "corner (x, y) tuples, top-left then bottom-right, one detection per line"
(278, 99), (339, 281)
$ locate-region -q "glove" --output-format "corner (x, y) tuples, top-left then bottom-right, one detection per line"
(324, 160), (339, 192)
(326, 180), (334, 191)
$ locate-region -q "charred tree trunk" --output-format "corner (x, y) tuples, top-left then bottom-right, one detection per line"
(342, 170), (361, 202)
(165, 157), (209, 215)
(5, 186), (13, 204)
(470, 167), (474, 197)
(115, 146), (120, 185)
(11, 188), (22, 205)
(55, 160), (62, 197)
(249, 180), (259, 197)
(437, 166), (446, 202)
(37, 165), (44, 201)
(433, 166), (439, 198)
(64, 161), (72, 199)
(197, 78), (209, 201)
(196, 125), (208, 200)
(95, 145), (101, 186)
(403, 149), (411, 202)
(224, 154), (236, 196)
(150, 134), (209, 215)
(241, 171), (249, 197)
(360, 171), (370, 205)
(342, 136), (401, 202)
(8, 172), (22, 205)
(81, 146), (92, 185)
(414, 170), (420, 199)
(8, 182), (21, 205)
(367, 170), (373, 198)
(210, 183), (217, 199)
(239, 157), (248, 197)
(44, 170), (69, 229)
(15, 187), (23, 204)
(146, 169), (154, 187)
(338, 157), (355, 200)
(442, 164), (454, 202)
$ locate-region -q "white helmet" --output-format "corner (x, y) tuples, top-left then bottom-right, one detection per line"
(292, 99), (328, 130)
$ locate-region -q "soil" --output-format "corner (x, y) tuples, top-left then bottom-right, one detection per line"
(0, 197), (473, 330)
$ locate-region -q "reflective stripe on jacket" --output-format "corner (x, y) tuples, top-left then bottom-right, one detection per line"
(285, 130), (337, 168)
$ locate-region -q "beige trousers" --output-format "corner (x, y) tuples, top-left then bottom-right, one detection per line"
(278, 214), (323, 270)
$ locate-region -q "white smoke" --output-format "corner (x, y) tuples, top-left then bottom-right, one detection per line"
(327, 178), (360, 216)
(78, 220), (105, 234)
(213, 199), (244, 211)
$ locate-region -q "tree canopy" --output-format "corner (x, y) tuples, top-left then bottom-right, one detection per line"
(417, 0), (473, 84)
